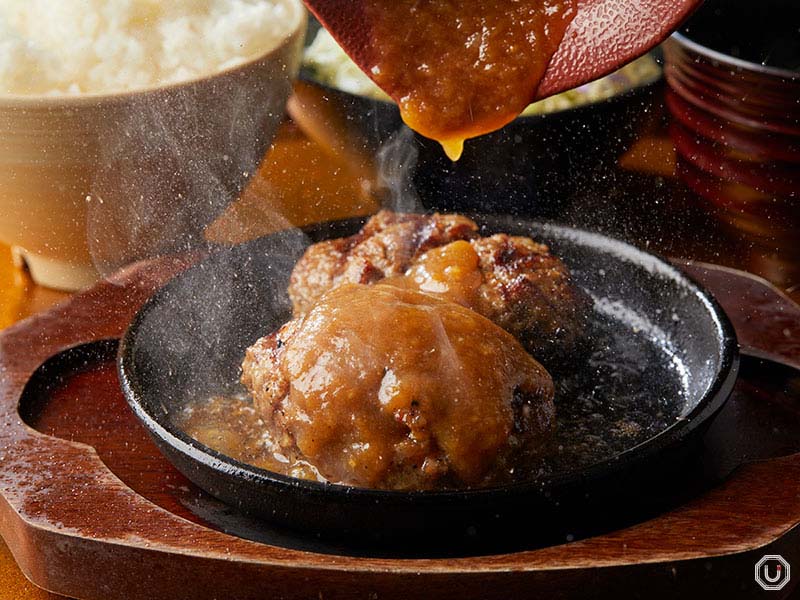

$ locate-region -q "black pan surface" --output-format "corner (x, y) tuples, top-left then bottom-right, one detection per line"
(118, 215), (738, 552)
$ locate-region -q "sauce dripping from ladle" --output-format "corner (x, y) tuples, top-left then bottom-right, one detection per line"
(303, 0), (703, 159)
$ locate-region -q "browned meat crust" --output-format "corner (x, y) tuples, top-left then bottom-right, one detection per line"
(288, 211), (589, 367)
(288, 210), (478, 315)
(469, 233), (591, 367)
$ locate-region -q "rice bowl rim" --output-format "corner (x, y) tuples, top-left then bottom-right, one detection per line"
(0, 0), (306, 108)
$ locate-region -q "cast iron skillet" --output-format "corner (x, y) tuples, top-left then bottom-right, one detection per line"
(118, 215), (738, 551)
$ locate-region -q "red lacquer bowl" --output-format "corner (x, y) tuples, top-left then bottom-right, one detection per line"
(662, 4), (800, 237)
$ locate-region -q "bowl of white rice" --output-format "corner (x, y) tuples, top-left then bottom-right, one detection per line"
(0, 0), (306, 290)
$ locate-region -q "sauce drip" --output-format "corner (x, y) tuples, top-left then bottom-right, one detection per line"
(388, 239), (483, 307)
(361, 0), (577, 159)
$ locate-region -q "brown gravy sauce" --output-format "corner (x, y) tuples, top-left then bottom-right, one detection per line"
(179, 395), (326, 482)
(361, 0), (577, 159)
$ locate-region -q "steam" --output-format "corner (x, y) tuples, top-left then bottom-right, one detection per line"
(375, 126), (424, 214)
(85, 74), (431, 408)
(85, 66), (291, 278)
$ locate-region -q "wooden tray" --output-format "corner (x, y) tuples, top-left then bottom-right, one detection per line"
(1, 257), (799, 599)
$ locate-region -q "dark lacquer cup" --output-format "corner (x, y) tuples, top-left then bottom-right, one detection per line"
(662, 0), (800, 243)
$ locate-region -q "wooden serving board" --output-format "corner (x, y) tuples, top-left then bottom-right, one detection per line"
(0, 256), (799, 599)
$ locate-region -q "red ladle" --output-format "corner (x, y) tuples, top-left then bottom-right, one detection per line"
(303, 0), (702, 107)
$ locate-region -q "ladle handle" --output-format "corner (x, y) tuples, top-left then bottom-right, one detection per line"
(674, 259), (800, 373)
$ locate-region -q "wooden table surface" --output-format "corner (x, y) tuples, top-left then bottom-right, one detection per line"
(0, 81), (798, 598)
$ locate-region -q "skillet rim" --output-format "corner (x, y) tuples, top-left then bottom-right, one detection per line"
(117, 216), (739, 505)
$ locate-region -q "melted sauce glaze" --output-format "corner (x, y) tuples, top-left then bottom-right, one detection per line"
(179, 309), (685, 488)
(399, 240), (483, 307)
(189, 283), (555, 490)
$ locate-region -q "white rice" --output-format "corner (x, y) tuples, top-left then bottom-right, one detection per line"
(0, 0), (296, 95)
